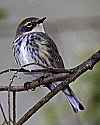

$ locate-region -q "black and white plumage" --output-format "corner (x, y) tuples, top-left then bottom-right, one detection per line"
(12, 17), (84, 112)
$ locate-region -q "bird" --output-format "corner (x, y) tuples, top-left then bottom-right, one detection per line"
(12, 16), (84, 113)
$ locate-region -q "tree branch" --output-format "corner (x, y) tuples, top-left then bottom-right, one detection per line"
(0, 50), (100, 93)
(0, 67), (73, 75)
(0, 50), (100, 125)
(15, 50), (100, 125)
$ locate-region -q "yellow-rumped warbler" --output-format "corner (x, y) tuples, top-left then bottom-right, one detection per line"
(12, 17), (84, 112)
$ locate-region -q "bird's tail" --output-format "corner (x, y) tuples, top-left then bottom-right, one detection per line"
(63, 85), (84, 112)
(47, 83), (84, 113)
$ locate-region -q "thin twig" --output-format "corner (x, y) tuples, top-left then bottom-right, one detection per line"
(8, 87), (11, 125)
(13, 91), (16, 125)
(0, 61), (75, 76)
(0, 67), (73, 75)
(8, 72), (18, 125)
(0, 62), (47, 75)
(0, 102), (8, 125)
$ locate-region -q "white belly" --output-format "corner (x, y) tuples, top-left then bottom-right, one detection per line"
(19, 39), (33, 67)
(17, 38), (44, 80)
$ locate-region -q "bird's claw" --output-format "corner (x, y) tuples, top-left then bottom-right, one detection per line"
(24, 82), (32, 90)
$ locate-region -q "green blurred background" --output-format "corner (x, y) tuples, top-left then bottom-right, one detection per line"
(0, 0), (100, 125)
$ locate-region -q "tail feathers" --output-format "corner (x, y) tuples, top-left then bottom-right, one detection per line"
(46, 84), (84, 113)
(63, 89), (84, 113)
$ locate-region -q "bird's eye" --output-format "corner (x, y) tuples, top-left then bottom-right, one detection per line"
(24, 22), (33, 28)
(22, 21), (37, 32)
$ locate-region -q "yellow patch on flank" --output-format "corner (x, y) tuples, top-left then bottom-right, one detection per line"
(36, 40), (51, 63)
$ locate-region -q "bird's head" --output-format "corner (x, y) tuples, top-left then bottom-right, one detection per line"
(16, 17), (46, 38)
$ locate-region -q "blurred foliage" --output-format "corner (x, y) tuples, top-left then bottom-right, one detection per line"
(83, 63), (100, 125)
(43, 105), (59, 125)
(42, 97), (69, 125)
(0, 8), (7, 20)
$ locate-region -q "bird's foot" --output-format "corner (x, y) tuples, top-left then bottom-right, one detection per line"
(24, 81), (32, 90)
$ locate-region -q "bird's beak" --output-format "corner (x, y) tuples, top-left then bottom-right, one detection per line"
(36, 17), (46, 24)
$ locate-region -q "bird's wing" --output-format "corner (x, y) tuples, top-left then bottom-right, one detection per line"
(28, 32), (64, 68)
